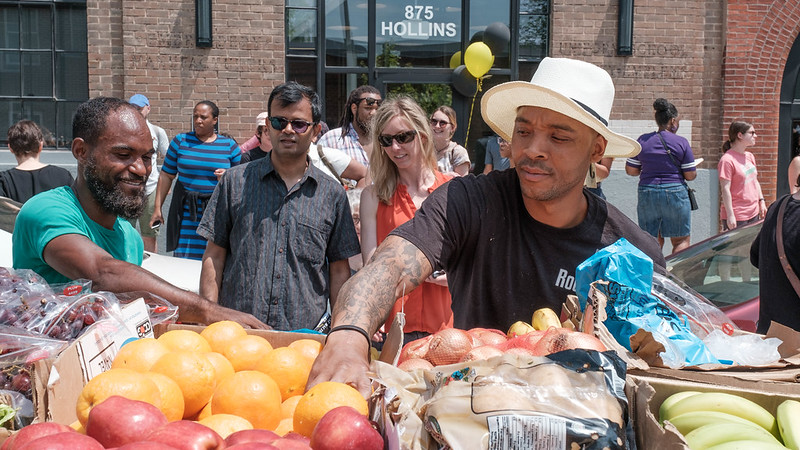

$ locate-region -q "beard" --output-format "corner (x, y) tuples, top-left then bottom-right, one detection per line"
(84, 155), (146, 220)
(355, 114), (371, 134)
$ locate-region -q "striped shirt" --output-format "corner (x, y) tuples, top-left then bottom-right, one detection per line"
(317, 126), (369, 167)
(163, 132), (241, 260)
(197, 154), (360, 330)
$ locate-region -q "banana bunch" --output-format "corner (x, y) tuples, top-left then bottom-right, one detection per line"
(659, 390), (800, 449)
(506, 308), (563, 337)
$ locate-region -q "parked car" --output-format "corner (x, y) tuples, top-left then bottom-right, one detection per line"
(666, 221), (762, 332)
(0, 196), (200, 292)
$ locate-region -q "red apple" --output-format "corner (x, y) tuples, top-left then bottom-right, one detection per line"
(271, 439), (311, 450)
(16, 431), (104, 450)
(2, 422), (73, 450)
(117, 442), (179, 449)
(225, 444), (278, 450)
(280, 433), (309, 445)
(309, 406), (383, 450)
(145, 420), (225, 450)
(224, 429), (280, 446)
(86, 396), (169, 448)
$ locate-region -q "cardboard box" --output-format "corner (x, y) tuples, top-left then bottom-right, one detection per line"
(629, 373), (800, 450)
(36, 298), (153, 425)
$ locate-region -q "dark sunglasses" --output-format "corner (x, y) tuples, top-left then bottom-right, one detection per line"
(268, 117), (314, 134)
(378, 130), (417, 147)
(430, 118), (450, 127)
(357, 97), (383, 107)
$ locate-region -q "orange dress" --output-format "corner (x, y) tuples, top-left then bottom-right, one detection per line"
(377, 171), (454, 333)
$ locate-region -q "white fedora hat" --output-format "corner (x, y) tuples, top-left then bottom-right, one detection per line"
(480, 57), (640, 159)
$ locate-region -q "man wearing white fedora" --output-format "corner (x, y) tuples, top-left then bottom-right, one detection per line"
(307, 57), (664, 395)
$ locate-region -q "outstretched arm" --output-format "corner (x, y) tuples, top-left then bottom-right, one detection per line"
(43, 233), (270, 329)
(306, 235), (432, 396)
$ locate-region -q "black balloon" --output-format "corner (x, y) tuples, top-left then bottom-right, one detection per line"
(483, 22), (511, 54)
(451, 65), (478, 97)
(469, 31), (484, 44)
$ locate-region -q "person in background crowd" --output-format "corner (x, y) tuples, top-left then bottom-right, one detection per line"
(239, 112), (272, 154)
(483, 134), (511, 174)
(150, 100), (241, 260)
(585, 157), (613, 200)
(719, 120), (766, 283)
(431, 105), (470, 176)
(347, 187), (363, 273)
(751, 181), (800, 334)
(626, 98), (697, 253)
(306, 57), (664, 395)
(318, 86), (382, 170)
(197, 82), (359, 331)
(1, 120), (73, 204)
(360, 96), (454, 345)
(314, 121), (330, 144)
(12, 97), (267, 329)
(719, 120), (766, 231)
(241, 113), (272, 164)
(128, 94), (169, 252)
(788, 153), (800, 194)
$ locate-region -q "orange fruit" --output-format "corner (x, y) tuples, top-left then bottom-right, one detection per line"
(280, 395), (302, 419)
(211, 370), (282, 430)
(287, 339), (322, 364)
(198, 414), (253, 439)
(292, 381), (368, 437)
(111, 338), (170, 372)
(76, 368), (161, 426)
(195, 399), (214, 421)
(222, 335), (273, 371)
(150, 351), (216, 418)
(142, 371), (185, 421)
(200, 321), (248, 353)
(274, 417), (293, 436)
(205, 352), (235, 385)
(254, 347), (312, 401)
(157, 329), (212, 353)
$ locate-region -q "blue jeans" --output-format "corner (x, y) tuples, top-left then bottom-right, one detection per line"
(637, 183), (691, 238)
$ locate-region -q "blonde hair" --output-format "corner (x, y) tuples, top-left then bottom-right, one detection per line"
(369, 96), (438, 204)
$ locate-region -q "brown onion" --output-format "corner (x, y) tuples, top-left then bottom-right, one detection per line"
(459, 345), (504, 363)
(425, 328), (474, 366)
(398, 335), (433, 364)
(398, 358), (434, 371)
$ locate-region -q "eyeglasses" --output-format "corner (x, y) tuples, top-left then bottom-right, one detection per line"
(268, 117), (314, 134)
(378, 130), (417, 147)
(357, 97), (383, 107)
(430, 118), (450, 128)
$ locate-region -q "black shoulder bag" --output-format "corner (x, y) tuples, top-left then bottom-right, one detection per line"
(658, 131), (698, 211)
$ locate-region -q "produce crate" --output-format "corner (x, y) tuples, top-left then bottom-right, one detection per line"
(152, 323), (325, 346)
(629, 373), (800, 450)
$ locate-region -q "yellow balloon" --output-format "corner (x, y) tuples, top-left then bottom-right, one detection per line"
(449, 51), (462, 70)
(464, 42), (493, 78)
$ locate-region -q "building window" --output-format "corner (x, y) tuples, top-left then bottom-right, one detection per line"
(0, 0), (87, 149)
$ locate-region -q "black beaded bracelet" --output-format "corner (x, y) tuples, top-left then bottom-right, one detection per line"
(326, 325), (371, 347)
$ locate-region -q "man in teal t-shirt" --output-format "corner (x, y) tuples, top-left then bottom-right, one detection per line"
(11, 97), (267, 329)
(13, 186), (143, 284)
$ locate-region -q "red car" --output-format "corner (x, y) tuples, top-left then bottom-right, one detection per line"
(665, 221), (762, 332)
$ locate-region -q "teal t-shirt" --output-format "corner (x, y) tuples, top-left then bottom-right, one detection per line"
(12, 186), (143, 284)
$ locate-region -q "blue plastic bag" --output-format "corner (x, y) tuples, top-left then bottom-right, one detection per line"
(575, 238), (719, 368)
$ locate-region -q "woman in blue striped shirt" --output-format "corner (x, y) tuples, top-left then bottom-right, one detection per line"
(150, 100), (241, 260)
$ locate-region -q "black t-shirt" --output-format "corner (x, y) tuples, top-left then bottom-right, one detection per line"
(391, 169), (665, 331)
(750, 194), (800, 333)
(0, 165), (74, 204)
(241, 147), (268, 164)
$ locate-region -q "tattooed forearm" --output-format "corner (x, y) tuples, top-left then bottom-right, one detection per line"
(332, 236), (432, 333)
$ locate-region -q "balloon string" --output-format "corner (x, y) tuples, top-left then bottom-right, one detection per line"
(464, 77), (483, 147)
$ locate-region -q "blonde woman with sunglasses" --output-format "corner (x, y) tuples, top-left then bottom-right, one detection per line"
(360, 96), (454, 344)
(431, 105), (471, 176)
